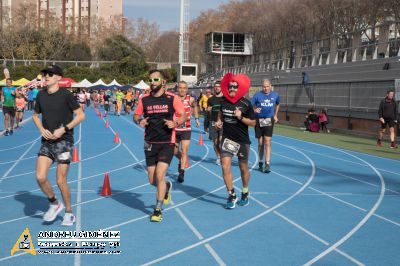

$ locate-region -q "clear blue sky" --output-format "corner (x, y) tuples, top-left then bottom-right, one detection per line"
(123, 0), (231, 32)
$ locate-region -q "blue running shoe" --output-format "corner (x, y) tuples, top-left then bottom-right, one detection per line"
(225, 194), (237, 209)
(237, 192), (249, 206)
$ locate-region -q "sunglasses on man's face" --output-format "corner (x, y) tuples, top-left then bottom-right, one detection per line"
(229, 85), (238, 90)
(45, 73), (54, 77)
(149, 78), (162, 82)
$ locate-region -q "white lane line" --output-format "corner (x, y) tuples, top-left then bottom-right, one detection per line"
(274, 151), (399, 196)
(0, 136), (40, 152)
(279, 147), (400, 177)
(0, 161), (142, 200)
(74, 124), (82, 266)
(140, 143), (315, 265)
(0, 138), (39, 184)
(0, 116), (32, 137)
(271, 148), (400, 227)
(275, 134), (400, 164)
(171, 199), (227, 266)
(303, 148), (385, 265)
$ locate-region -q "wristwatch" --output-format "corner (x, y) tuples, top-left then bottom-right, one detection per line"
(64, 126), (70, 132)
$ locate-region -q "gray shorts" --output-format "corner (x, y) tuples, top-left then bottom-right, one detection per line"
(208, 123), (223, 140)
(220, 138), (250, 162)
(38, 140), (74, 164)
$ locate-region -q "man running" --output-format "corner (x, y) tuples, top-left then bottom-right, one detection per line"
(216, 73), (255, 209)
(174, 81), (200, 183)
(377, 89), (398, 148)
(251, 79), (280, 173)
(33, 65), (85, 226)
(134, 69), (186, 222)
(207, 81), (224, 165)
(2, 78), (16, 136)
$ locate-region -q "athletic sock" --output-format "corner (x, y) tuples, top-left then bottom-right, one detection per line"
(155, 200), (163, 210)
(229, 189), (235, 197)
(242, 187), (249, 194)
(48, 196), (58, 205)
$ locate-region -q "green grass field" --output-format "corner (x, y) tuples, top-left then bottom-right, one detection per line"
(274, 124), (400, 160)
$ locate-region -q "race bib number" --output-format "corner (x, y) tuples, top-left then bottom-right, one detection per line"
(222, 138), (240, 155)
(259, 118), (272, 127)
(178, 123), (186, 129)
(104, 101), (109, 104)
(144, 141), (152, 151)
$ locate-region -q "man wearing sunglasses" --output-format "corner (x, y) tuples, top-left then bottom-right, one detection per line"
(216, 78), (256, 209)
(134, 69), (186, 222)
(251, 79), (280, 173)
(33, 65), (85, 226)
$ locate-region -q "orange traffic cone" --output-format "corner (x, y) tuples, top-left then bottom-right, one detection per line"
(105, 120), (109, 128)
(198, 135), (204, 146)
(72, 147), (79, 162)
(100, 172), (112, 196)
(114, 132), (120, 143)
(100, 113), (103, 119)
(185, 155), (189, 168)
(95, 108), (99, 115)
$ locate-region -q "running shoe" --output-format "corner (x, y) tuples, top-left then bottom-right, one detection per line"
(258, 162), (263, 171)
(225, 194), (237, 209)
(237, 192), (249, 206)
(43, 201), (64, 222)
(178, 170), (184, 183)
(164, 180), (172, 205)
(262, 164), (271, 173)
(390, 142), (398, 149)
(4, 130), (9, 136)
(216, 158), (221, 165)
(9, 129), (13, 135)
(61, 213), (76, 226)
(150, 208), (162, 222)
(377, 139), (382, 147)
(178, 163), (181, 172)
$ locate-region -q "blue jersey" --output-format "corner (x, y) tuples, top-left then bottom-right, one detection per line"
(251, 91), (279, 118)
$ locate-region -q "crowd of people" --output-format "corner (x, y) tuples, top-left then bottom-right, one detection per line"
(0, 65), (398, 225)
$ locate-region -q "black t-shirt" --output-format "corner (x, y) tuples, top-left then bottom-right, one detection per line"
(34, 88), (80, 143)
(104, 94), (110, 103)
(208, 95), (225, 122)
(220, 97), (255, 144)
(134, 91), (184, 144)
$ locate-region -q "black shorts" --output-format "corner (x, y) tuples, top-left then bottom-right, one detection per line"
(208, 122), (222, 140)
(16, 107), (24, 112)
(3, 106), (15, 117)
(220, 138), (250, 162)
(126, 101), (133, 107)
(381, 119), (396, 129)
(176, 131), (191, 143)
(144, 142), (175, 167)
(38, 140), (74, 164)
(255, 118), (275, 138)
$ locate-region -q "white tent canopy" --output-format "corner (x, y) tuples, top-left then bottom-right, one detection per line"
(90, 79), (107, 87)
(72, 79), (93, 88)
(107, 79), (122, 88)
(133, 80), (149, 90)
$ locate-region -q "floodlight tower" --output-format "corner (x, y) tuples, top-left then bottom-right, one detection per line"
(179, 0), (189, 64)
(178, 0), (197, 85)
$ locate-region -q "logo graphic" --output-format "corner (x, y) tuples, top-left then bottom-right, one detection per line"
(10, 228), (36, 256)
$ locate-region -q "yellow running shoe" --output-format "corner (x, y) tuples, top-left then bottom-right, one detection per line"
(150, 208), (162, 222)
(163, 180), (172, 205)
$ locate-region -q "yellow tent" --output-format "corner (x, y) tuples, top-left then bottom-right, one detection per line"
(13, 78), (30, 86)
(0, 78), (32, 86)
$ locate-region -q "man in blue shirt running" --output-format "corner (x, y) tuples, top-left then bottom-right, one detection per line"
(2, 78), (16, 136)
(251, 79), (280, 173)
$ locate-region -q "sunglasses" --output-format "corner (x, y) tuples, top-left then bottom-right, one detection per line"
(148, 78), (162, 82)
(44, 73), (55, 77)
(229, 85), (238, 89)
